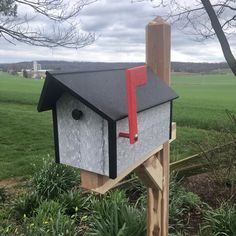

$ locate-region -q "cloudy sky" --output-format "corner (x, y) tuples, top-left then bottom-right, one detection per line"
(0, 0), (235, 63)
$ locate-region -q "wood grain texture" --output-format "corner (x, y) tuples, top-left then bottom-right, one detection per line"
(147, 188), (161, 235)
(135, 156), (163, 191)
(160, 142), (170, 236)
(146, 16), (171, 236)
(80, 170), (108, 190)
(146, 16), (171, 84)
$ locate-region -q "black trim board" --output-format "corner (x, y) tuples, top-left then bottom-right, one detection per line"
(52, 107), (60, 164)
(108, 121), (117, 179)
(169, 101), (173, 140)
(52, 67), (134, 76)
(37, 74), (50, 112)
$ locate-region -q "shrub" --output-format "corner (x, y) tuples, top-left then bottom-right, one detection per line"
(199, 202), (236, 236)
(10, 191), (41, 220)
(23, 69), (28, 78)
(88, 191), (146, 236)
(31, 159), (80, 199)
(0, 187), (7, 203)
(182, 191), (202, 210)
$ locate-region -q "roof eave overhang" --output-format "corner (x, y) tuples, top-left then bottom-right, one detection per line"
(37, 72), (115, 122)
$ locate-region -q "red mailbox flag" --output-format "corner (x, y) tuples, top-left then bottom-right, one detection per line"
(119, 65), (147, 144)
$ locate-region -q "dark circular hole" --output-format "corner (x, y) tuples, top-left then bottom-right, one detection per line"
(72, 109), (83, 120)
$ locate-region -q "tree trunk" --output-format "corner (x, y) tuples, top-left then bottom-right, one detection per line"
(201, 0), (236, 76)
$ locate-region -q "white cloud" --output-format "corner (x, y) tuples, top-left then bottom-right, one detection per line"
(0, 0), (235, 63)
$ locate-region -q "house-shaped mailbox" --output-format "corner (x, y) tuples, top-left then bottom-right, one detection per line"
(37, 65), (178, 179)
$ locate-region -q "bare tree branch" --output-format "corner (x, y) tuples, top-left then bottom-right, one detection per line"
(0, 0), (96, 48)
(136, 0), (236, 75)
(201, 0), (236, 75)
(14, 0), (97, 21)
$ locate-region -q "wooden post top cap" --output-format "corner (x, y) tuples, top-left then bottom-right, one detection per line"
(148, 16), (169, 26)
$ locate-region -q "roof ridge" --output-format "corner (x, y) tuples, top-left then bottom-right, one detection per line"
(50, 67), (132, 76)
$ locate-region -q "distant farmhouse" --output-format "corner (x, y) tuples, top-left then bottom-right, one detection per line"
(18, 61), (51, 79)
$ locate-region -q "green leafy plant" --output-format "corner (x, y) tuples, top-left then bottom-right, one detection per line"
(31, 159), (80, 199)
(23, 200), (78, 236)
(0, 224), (19, 236)
(33, 200), (63, 222)
(169, 174), (202, 234)
(58, 190), (89, 216)
(198, 110), (236, 198)
(0, 187), (7, 203)
(199, 202), (236, 236)
(125, 174), (147, 209)
(169, 175), (186, 227)
(169, 232), (184, 236)
(88, 190), (146, 236)
(182, 191), (202, 210)
(10, 191), (41, 220)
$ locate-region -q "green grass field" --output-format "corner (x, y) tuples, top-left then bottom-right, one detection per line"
(0, 73), (53, 179)
(0, 71), (236, 179)
(171, 73), (236, 161)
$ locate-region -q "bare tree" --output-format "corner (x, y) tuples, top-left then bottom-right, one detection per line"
(136, 0), (236, 75)
(0, 0), (96, 49)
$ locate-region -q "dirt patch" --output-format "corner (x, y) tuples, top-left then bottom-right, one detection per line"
(0, 177), (28, 200)
(0, 177), (27, 188)
(183, 173), (236, 207)
(184, 209), (203, 236)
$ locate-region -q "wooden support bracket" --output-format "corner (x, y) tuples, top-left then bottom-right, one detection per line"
(135, 155), (163, 191)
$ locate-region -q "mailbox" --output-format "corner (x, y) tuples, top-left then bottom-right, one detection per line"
(37, 65), (178, 179)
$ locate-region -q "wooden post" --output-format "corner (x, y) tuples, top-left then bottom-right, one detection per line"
(146, 16), (171, 84)
(146, 16), (171, 236)
(80, 16), (172, 235)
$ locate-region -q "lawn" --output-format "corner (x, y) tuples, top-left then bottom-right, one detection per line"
(0, 72), (236, 179)
(173, 74), (236, 130)
(0, 73), (53, 179)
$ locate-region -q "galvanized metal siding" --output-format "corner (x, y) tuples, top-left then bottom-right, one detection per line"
(116, 102), (170, 175)
(56, 93), (109, 176)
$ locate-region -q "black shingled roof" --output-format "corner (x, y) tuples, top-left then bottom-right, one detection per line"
(37, 65), (178, 121)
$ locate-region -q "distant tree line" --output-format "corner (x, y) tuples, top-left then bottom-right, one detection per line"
(171, 62), (229, 73)
(0, 61), (230, 74)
